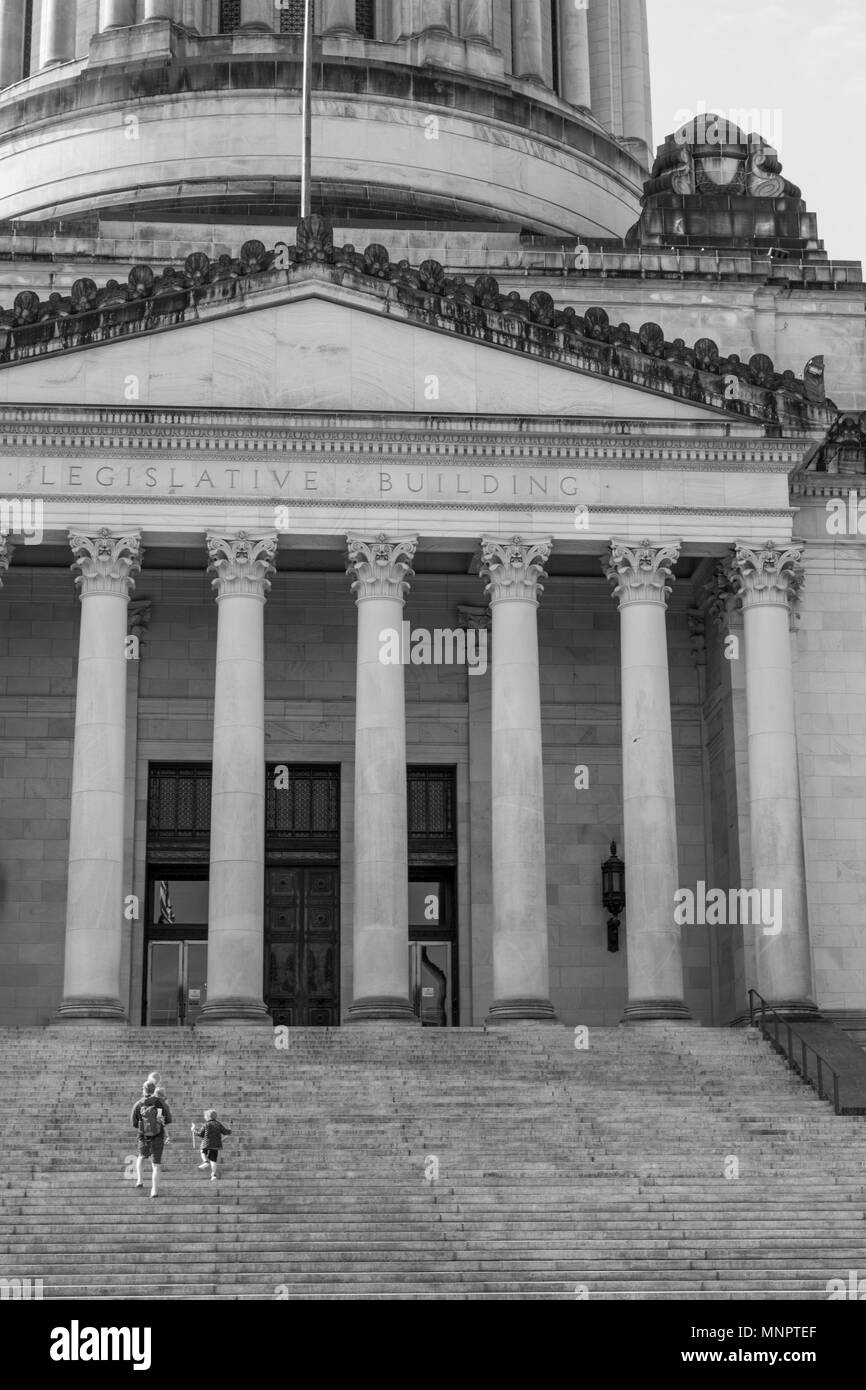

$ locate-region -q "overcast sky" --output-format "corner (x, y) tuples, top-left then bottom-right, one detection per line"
(646, 0), (863, 264)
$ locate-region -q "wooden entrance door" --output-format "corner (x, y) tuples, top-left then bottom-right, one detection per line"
(265, 867), (340, 1026)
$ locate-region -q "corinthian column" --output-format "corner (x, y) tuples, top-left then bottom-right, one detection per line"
(726, 542), (816, 1018)
(460, 0), (492, 43)
(481, 536), (556, 1023)
(99, 0), (136, 28)
(40, 0), (76, 67)
(605, 539), (690, 1021)
(0, 0), (26, 88)
(559, 0), (591, 107)
(512, 0), (545, 84)
(198, 532), (276, 1024)
(346, 534), (419, 1023)
(57, 530), (141, 1021)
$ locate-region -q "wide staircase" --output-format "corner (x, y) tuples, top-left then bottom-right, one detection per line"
(1, 1023), (864, 1300)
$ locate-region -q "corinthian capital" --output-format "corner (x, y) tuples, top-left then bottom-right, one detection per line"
(0, 535), (13, 587)
(69, 529), (142, 599)
(207, 531), (277, 599)
(604, 539), (681, 607)
(480, 536), (551, 604)
(346, 534), (417, 601)
(726, 541), (805, 611)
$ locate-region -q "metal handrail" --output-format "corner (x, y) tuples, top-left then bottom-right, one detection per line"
(748, 989), (841, 1115)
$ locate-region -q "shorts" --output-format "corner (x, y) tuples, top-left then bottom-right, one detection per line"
(202, 1148), (219, 1162)
(138, 1132), (166, 1163)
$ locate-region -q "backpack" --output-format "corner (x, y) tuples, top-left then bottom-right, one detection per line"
(140, 1099), (163, 1138)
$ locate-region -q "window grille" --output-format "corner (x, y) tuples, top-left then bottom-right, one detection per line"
(147, 766), (212, 838)
(278, 0), (315, 33)
(266, 765), (340, 839)
(408, 767), (456, 841)
(219, 0), (241, 33)
(355, 0), (374, 38)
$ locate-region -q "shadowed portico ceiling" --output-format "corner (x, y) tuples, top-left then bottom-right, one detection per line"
(0, 216), (834, 430)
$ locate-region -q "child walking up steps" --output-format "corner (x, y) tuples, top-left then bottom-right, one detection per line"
(192, 1109), (232, 1182)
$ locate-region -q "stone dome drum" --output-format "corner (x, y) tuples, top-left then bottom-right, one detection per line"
(0, 0), (653, 237)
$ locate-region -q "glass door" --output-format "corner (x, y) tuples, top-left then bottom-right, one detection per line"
(408, 941), (452, 1027)
(146, 941), (208, 1026)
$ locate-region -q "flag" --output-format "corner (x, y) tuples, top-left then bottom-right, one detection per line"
(158, 880), (176, 925)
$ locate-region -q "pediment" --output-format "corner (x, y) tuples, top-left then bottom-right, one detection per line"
(0, 276), (734, 421)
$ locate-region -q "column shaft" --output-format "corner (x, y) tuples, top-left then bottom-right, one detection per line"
(40, 0), (76, 66)
(606, 540), (690, 1021)
(57, 530), (141, 1021)
(482, 537), (556, 1023)
(99, 0), (136, 28)
(320, 0), (356, 33)
(199, 532), (276, 1025)
(559, 0), (591, 107)
(0, 0), (25, 88)
(346, 535), (418, 1023)
(618, 0), (650, 144)
(460, 0), (492, 43)
(240, 0), (274, 29)
(729, 544), (816, 1017)
(512, 0), (545, 83)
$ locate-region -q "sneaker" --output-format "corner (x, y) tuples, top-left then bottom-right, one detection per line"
(150, 1192), (159, 1199)
(198, 1162), (210, 1170)
(210, 1174), (217, 1182)
(134, 1182), (143, 1189)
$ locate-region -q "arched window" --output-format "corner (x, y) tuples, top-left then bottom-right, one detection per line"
(219, 0), (241, 33)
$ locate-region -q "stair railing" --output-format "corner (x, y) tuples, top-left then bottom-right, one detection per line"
(748, 988), (841, 1115)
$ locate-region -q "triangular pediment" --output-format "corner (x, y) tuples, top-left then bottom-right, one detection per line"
(0, 276), (730, 421)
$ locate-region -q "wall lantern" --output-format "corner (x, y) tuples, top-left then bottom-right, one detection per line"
(601, 840), (625, 953)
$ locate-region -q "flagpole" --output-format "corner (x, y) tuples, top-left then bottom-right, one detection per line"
(300, 0), (313, 220)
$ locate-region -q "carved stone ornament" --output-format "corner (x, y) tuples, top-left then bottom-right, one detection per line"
(703, 563), (737, 633)
(346, 534), (417, 601)
(480, 536), (552, 604)
(0, 533), (12, 586)
(725, 541), (805, 611)
(207, 531), (277, 599)
(687, 609), (707, 667)
(604, 539), (681, 607)
(127, 599), (153, 637)
(457, 604), (492, 631)
(69, 529), (142, 598)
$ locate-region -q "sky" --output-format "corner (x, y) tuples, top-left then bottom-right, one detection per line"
(646, 0), (864, 264)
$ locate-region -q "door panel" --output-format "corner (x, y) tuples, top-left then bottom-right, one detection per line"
(409, 942), (452, 1027)
(147, 941), (207, 1026)
(185, 941), (208, 1026)
(265, 867), (340, 1026)
(148, 942), (182, 1026)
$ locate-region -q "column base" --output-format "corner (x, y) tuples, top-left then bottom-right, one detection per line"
(54, 997), (127, 1023)
(755, 998), (821, 1023)
(486, 997), (559, 1024)
(622, 997), (693, 1022)
(196, 997), (272, 1025)
(346, 996), (420, 1024)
